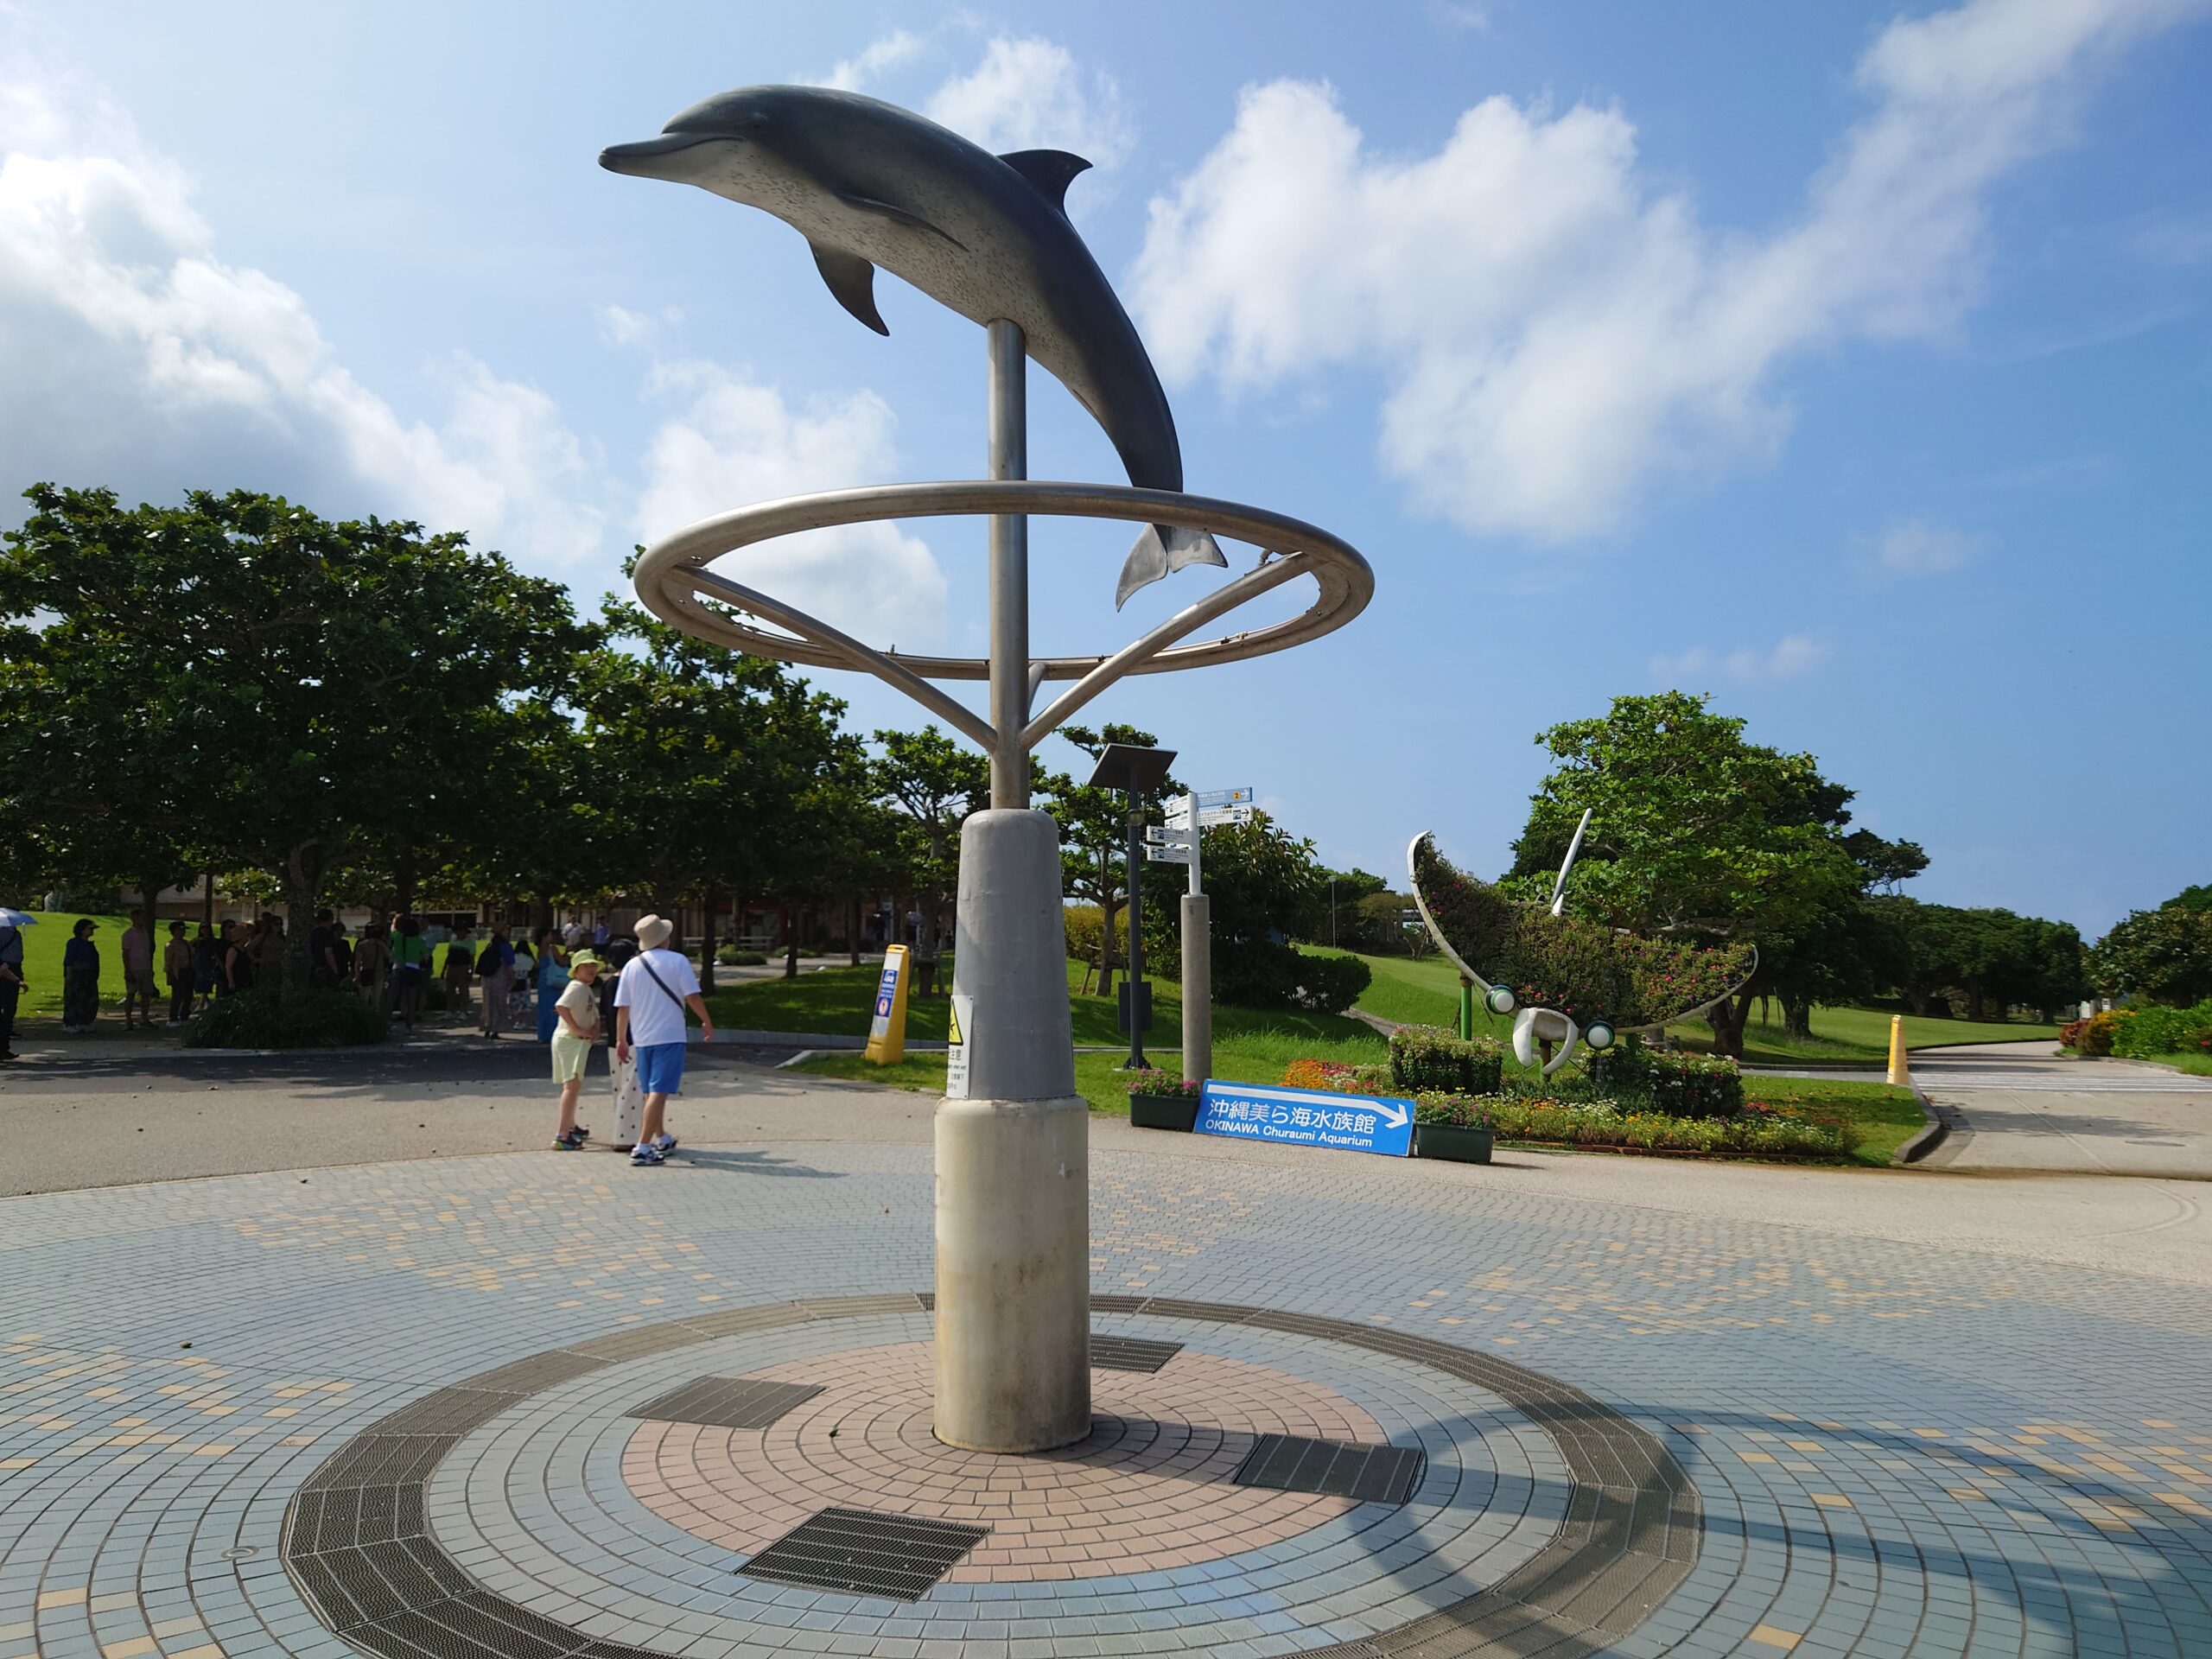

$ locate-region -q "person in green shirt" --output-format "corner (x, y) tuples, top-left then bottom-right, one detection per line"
(391, 914), (432, 1031)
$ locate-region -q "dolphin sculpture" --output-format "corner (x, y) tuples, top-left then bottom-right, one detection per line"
(1407, 831), (1758, 1077)
(601, 85), (1227, 609)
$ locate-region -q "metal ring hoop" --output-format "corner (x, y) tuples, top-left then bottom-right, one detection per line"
(632, 480), (1371, 752)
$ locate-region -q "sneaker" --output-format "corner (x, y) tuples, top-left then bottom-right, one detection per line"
(628, 1143), (664, 1166)
(570, 1124), (592, 1142)
(553, 1129), (587, 1151)
(650, 1132), (678, 1153)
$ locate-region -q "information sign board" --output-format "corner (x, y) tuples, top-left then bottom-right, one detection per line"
(1194, 1080), (1414, 1158)
(863, 945), (911, 1065)
(1194, 787), (1255, 809)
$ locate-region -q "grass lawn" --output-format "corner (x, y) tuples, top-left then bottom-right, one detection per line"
(9, 911), (133, 1018)
(790, 990), (1386, 1117)
(1306, 947), (2059, 1065)
(706, 962), (1157, 1048)
(1735, 1075), (1928, 1167)
(2066, 1050), (2212, 1078)
(799, 1041), (1921, 1164)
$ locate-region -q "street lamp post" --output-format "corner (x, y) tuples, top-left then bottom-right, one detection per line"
(1088, 743), (1176, 1076)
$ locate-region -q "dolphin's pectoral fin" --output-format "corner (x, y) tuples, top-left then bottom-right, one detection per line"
(997, 149), (1093, 214)
(836, 191), (967, 251)
(1114, 525), (1228, 610)
(809, 242), (888, 335)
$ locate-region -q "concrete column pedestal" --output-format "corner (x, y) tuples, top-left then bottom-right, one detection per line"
(1180, 893), (1211, 1085)
(933, 808), (1090, 1453)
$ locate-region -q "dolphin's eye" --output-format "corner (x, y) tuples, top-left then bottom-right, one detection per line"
(745, 113), (771, 130)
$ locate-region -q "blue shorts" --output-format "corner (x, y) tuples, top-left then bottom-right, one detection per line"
(635, 1041), (686, 1096)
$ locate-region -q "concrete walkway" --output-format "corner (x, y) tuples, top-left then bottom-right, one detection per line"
(6, 1047), (2210, 1285)
(1910, 1039), (2212, 1179)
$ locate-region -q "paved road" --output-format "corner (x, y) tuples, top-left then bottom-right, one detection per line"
(5, 1047), (2209, 1285)
(6, 1071), (2210, 1657)
(1909, 1039), (2212, 1179)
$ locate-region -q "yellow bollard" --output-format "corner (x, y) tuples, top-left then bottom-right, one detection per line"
(1886, 1013), (1910, 1087)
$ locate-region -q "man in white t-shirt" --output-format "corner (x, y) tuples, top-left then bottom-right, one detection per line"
(612, 914), (715, 1166)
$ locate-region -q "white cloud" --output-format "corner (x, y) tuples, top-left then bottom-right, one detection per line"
(1427, 3), (1492, 31)
(635, 363), (948, 647)
(817, 29), (928, 93)
(596, 302), (683, 348)
(0, 60), (604, 566)
(1651, 634), (1831, 683)
(1132, 0), (2202, 543)
(1869, 517), (1979, 577)
(925, 37), (1133, 171)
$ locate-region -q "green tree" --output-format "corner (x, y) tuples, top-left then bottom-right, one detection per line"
(1321, 868), (1390, 950)
(1141, 810), (1370, 1012)
(2090, 903), (2212, 1007)
(1041, 723), (1180, 998)
(0, 486), (585, 1023)
(1883, 901), (2087, 1022)
(871, 725), (989, 982)
(572, 599), (849, 989)
(1508, 691), (1876, 1056)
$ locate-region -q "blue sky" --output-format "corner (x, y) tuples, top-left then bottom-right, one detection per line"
(3, 0), (2206, 935)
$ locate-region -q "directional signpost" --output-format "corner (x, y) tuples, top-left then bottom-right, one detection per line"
(1195, 1079), (1415, 1159)
(1147, 786), (1254, 1086)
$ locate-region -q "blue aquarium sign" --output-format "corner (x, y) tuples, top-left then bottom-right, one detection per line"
(1195, 1080), (1414, 1158)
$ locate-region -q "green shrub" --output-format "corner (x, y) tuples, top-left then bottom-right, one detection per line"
(2076, 1008), (2126, 1056)
(1389, 1025), (1505, 1094)
(184, 988), (386, 1049)
(1212, 941), (1370, 1014)
(1594, 1046), (1744, 1118)
(715, 945), (768, 966)
(2111, 1000), (2212, 1058)
(1421, 1091), (1853, 1159)
(1065, 904), (1110, 964)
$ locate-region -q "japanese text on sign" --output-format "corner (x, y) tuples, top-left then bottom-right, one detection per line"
(1194, 1080), (1414, 1158)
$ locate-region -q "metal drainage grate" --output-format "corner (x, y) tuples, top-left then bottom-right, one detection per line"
(628, 1376), (824, 1432)
(1231, 1433), (1426, 1505)
(1090, 1334), (1184, 1373)
(738, 1506), (988, 1600)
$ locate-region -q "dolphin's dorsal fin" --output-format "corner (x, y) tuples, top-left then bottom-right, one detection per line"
(997, 149), (1092, 214)
(810, 242), (888, 335)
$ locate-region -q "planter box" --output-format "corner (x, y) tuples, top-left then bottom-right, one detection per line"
(1413, 1122), (1493, 1164)
(1129, 1094), (1199, 1133)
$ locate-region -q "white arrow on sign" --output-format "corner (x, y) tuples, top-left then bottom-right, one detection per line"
(1372, 1099), (1408, 1128)
(1166, 804), (1253, 829)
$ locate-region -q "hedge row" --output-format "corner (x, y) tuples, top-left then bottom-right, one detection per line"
(1415, 1092), (1858, 1159)
(1388, 1026), (1504, 1095)
(2063, 1001), (2212, 1059)
(1592, 1044), (1745, 1118)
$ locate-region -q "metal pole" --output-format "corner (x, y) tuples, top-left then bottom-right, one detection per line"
(1181, 794), (1210, 1084)
(1123, 798), (1146, 1070)
(1459, 974), (1475, 1041)
(987, 319), (1028, 810)
(933, 318), (1088, 1455)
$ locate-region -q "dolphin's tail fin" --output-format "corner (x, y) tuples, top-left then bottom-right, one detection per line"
(1115, 524), (1228, 610)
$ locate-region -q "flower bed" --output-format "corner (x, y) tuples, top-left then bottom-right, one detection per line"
(1421, 1092), (1857, 1159)
(1125, 1070), (1201, 1131)
(1281, 1057), (1396, 1095)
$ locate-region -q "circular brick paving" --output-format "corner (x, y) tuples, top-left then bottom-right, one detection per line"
(270, 1294), (1702, 1658)
(623, 1340), (1387, 1580)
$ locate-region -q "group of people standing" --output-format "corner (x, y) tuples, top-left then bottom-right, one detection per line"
(543, 912), (714, 1167)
